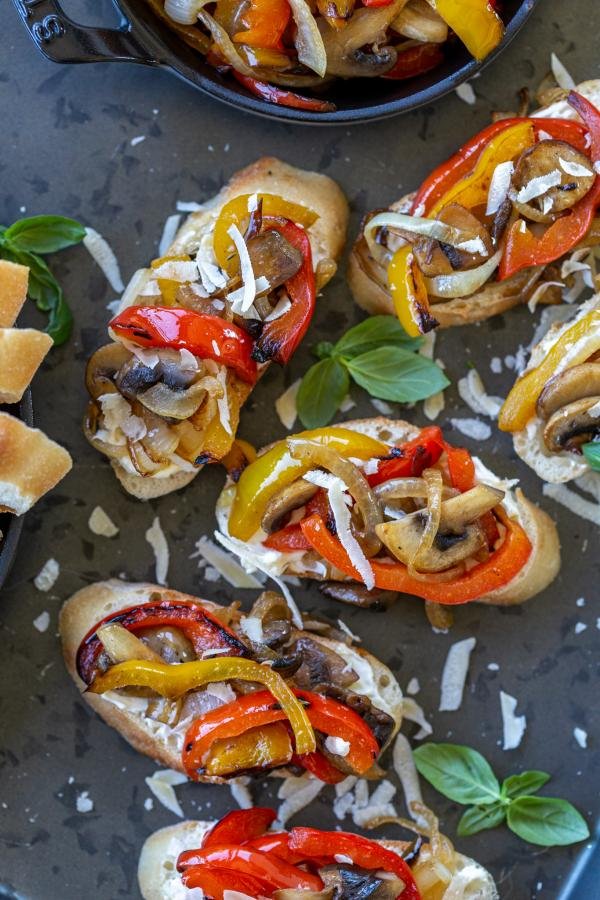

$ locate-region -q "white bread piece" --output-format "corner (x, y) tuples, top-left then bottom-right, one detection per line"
(0, 260), (29, 327)
(0, 412), (72, 514)
(348, 78), (600, 327)
(59, 579), (403, 777)
(511, 294), (600, 483)
(109, 157), (349, 500)
(138, 820), (498, 900)
(0, 328), (53, 403)
(220, 417), (560, 607)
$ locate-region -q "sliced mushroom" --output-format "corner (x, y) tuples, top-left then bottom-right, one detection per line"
(319, 582), (396, 609)
(318, 5), (402, 78)
(511, 140), (595, 224)
(137, 380), (207, 420)
(376, 484), (504, 572)
(261, 479), (318, 533)
(536, 362), (600, 420)
(85, 342), (132, 400)
(413, 204), (493, 277)
(274, 890), (334, 900)
(543, 396), (600, 452)
(246, 230), (302, 291)
(392, 0), (448, 43)
(320, 864), (405, 899)
(291, 636), (357, 691)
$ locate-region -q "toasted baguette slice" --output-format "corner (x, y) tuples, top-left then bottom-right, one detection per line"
(348, 79), (600, 328)
(138, 820), (498, 900)
(0, 260), (29, 328)
(106, 157), (348, 500)
(0, 328), (53, 403)
(0, 412), (72, 514)
(59, 580), (404, 777)
(218, 417), (560, 606)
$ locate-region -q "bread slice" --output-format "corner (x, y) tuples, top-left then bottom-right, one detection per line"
(138, 820), (498, 900)
(0, 260), (29, 327)
(0, 328), (53, 403)
(218, 417), (561, 607)
(0, 412), (72, 514)
(348, 78), (600, 327)
(59, 579), (403, 777)
(104, 157), (348, 500)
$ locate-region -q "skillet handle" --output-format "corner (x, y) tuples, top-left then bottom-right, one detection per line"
(12, 0), (158, 66)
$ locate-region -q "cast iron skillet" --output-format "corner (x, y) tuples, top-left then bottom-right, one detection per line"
(13, 0), (538, 124)
(0, 392), (33, 590)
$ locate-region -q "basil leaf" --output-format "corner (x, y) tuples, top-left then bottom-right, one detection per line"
(502, 771), (550, 801)
(507, 796), (589, 847)
(346, 346), (449, 403)
(335, 315), (422, 359)
(297, 358), (350, 429)
(413, 743), (501, 806)
(4, 215), (85, 254)
(313, 340), (335, 361)
(458, 803), (506, 837)
(582, 442), (600, 471)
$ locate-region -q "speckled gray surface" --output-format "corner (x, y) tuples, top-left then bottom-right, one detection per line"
(1, 1), (599, 897)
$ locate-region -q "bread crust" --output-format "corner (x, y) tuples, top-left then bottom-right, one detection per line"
(0, 260), (29, 328)
(0, 412), (72, 515)
(347, 79), (599, 327)
(221, 416), (560, 606)
(59, 579), (401, 777)
(0, 328), (53, 404)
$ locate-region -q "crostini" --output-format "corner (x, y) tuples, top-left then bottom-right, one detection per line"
(84, 158), (348, 500)
(216, 418), (560, 609)
(348, 81), (600, 333)
(138, 809), (498, 900)
(60, 580), (403, 783)
(499, 293), (600, 483)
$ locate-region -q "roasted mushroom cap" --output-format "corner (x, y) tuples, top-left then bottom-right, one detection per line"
(511, 140), (595, 223)
(543, 396), (600, 452)
(318, 6), (400, 78)
(536, 362), (600, 419)
(85, 343), (132, 400)
(246, 230), (302, 291)
(261, 479), (319, 533)
(413, 204), (493, 277)
(376, 484), (504, 572)
(320, 865), (405, 899)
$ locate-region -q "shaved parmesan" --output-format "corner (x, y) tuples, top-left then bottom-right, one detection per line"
(34, 558), (59, 592)
(486, 161), (514, 216)
(439, 638), (476, 712)
(500, 691), (526, 750)
(145, 769), (187, 817)
(88, 506), (119, 538)
(325, 736), (351, 757)
(158, 214), (181, 257)
(574, 727), (588, 748)
(191, 536), (263, 588)
(337, 618), (361, 644)
(83, 227), (124, 292)
(153, 260), (198, 282)
(424, 389), (445, 421)
(116, 267), (151, 313)
(99, 392), (146, 444)
(406, 677), (420, 695)
(516, 170), (562, 204)
(197, 256), (227, 293)
(527, 280), (564, 313)
(275, 379), (301, 430)
(33, 610), (50, 633)
(229, 777), (253, 810)
(371, 398), (393, 416)
(393, 734), (428, 828)
(543, 482), (600, 526)
(145, 516), (169, 585)
(265, 295), (292, 321)
(450, 417), (491, 441)
(227, 224), (256, 313)
(559, 157), (593, 178)
(458, 369), (503, 419)
(276, 774), (324, 827)
(455, 82), (476, 105)
(76, 791), (94, 813)
(240, 616), (265, 644)
(402, 697), (432, 740)
(550, 52), (576, 90)
(215, 366), (233, 436)
(176, 200), (203, 212)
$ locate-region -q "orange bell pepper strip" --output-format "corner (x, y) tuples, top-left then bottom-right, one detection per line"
(204, 721), (293, 776)
(300, 512), (532, 604)
(445, 444), (476, 492)
(499, 92), (600, 281)
(429, 0), (503, 60)
(233, 0), (291, 49)
(387, 245), (439, 336)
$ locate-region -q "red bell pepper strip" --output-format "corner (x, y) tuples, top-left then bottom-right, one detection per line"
(252, 218), (316, 366)
(232, 71), (336, 112)
(233, 0), (291, 50)
(383, 42), (444, 80)
(293, 749), (347, 784)
(202, 808), (276, 849)
(76, 600), (248, 684)
(180, 865), (270, 899)
(499, 92), (600, 280)
(109, 306), (258, 384)
(177, 845), (324, 892)
(295, 689), (380, 773)
(410, 117), (589, 215)
(288, 828), (421, 900)
(445, 444), (476, 492)
(368, 426), (445, 487)
(300, 511), (532, 604)
(263, 487), (331, 551)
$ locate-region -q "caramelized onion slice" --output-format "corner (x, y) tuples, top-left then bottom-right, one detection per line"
(97, 623), (163, 665)
(137, 380), (208, 420)
(409, 468), (443, 575)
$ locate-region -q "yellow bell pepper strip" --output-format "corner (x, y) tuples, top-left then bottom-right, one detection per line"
(151, 254), (192, 305)
(228, 427), (389, 541)
(213, 194), (318, 274)
(204, 722), (293, 777)
(498, 307), (600, 433)
(429, 0), (504, 61)
(232, 0), (291, 50)
(87, 657), (316, 755)
(387, 246), (439, 336)
(429, 121), (534, 216)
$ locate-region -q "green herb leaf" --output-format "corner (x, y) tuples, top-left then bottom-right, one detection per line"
(582, 441), (600, 471)
(502, 771), (551, 801)
(507, 796), (590, 847)
(296, 357), (350, 429)
(335, 315), (422, 359)
(413, 743), (501, 806)
(313, 340), (335, 361)
(346, 346), (449, 403)
(3, 215), (86, 254)
(458, 803), (507, 837)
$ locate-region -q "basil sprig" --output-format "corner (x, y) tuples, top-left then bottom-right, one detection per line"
(296, 316), (449, 428)
(414, 743), (589, 847)
(582, 441), (600, 471)
(0, 215), (85, 344)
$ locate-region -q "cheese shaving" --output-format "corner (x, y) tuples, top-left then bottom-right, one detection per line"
(230, 777), (253, 809)
(275, 379), (301, 430)
(152, 260), (198, 282)
(486, 161), (514, 216)
(573, 727), (588, 749)
(145, 516), (169, 585)
(176, 200), (203, 212)
(276, 773), (324, 827)
(33, 558), (59, 592)
(83, 227), (124, 292)
(75, 791), (94, 813)
(158, 214), (182, 257)
(191, 536), (263, 588)
(457, 369), (503, 419)
(325, 736), (351, 757)
(559, 157), (593, 178)
(145, 769), (187, 817)
(543, 482), (600, 526)
(33, 611), (50, 633)
(499, 690), (526, 750)
(527, 280), (564, 313)
(439, 638), (476, 712)
(239, 616), (264, 644)
(401, 697), (432, 740)
(449, 418), (491, 441)
(455, 82), (476, 105)
(265, 295), (292, 321)
(88, 506), (119, 538)
(215, 366), (233, 436)
(227, 224), (256, 313)
(197, 256), (227, 293)
(550, 52), (576, 90)
(392, 734), (428, 828)
(516, 170), (562, 204)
